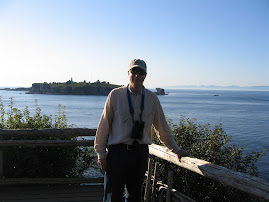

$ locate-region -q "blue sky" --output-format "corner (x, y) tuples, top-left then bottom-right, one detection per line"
(0, 0), (268, 88)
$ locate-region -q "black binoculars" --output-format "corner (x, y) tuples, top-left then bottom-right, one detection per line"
(131, 120), (145, 139)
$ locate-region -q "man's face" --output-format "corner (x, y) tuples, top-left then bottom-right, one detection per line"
(128, 67), (147, 87)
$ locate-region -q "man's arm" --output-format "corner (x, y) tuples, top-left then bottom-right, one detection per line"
(153, 97), (190, 159)
(94, 92), (113, 160)
(98, 158), (107, 174)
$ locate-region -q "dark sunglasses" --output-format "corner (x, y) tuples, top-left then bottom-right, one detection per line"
(130, 69), (146, 75)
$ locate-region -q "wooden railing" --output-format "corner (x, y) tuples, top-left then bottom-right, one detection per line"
(0, 129), (268, 200)
(149, 144), (269, 200)
(0, 128), (103, 185)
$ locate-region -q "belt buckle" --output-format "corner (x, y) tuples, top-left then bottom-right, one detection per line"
(127, 144), (134, 150)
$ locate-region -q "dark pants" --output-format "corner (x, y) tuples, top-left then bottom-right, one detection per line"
(104, 144), (149, 202)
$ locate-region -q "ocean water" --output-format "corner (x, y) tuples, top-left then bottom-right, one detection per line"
(0, 89), (268, 181)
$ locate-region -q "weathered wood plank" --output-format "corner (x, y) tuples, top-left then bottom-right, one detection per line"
(166, 170), (173, 202)
(0, 140), (94, 147)
(149, 143), (269, 200)
(0, 185), (104, 202)
(144, 159), (153, 202)
(171, 189), (197, 202)
(0, 177), (103, 185)
(156, 182), (196, 202)
(151, 163), (159, 202)
(0, 128), (96, 137)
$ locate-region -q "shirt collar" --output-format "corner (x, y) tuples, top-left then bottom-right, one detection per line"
(127, 85), (144, 96)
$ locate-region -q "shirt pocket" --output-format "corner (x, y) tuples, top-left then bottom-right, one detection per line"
(143, 111), (154, 127)
(114, 109), (133, 133)
(121, 112), (133, 128)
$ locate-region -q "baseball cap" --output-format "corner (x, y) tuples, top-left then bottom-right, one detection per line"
(129, 59), (147, 73)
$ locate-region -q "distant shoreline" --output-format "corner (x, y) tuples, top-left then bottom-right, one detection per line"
(1, 85), (269, 92)
(0, 87), (31, 91)
(0, 80), (123, 96)
(163, 85), (269, 91)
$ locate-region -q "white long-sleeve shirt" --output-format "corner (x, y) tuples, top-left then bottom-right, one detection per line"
(94, 85), (180, 159)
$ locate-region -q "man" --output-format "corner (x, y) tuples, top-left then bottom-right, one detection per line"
(94, 59), (189, 201)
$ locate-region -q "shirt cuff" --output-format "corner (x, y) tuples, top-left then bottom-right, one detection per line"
(97, 150), (107, 160)
(172, 147), (181, 154)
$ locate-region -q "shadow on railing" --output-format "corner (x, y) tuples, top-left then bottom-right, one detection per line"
(0, 128), (268, 200)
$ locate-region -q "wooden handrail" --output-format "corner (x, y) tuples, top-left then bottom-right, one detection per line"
(0, 177), (103, 185)
(149, 143), (269, 200)
(0, 128), (96, 138)
(0, 140), (94, 147)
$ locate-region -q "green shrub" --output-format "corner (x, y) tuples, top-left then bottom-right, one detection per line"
(152, 116), (267, 201)
(0, 96), (96, 178)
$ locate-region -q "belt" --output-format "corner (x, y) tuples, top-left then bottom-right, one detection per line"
(108, 143), (148, 151)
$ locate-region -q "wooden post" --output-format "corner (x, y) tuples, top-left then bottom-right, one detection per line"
(144, 159), (153, 202)
(151, 162), (160, 202)
(166, 170), (173, 202)
(0, 151), (3, 178)
(0, 135), (3, 178)
(158, 186), (166, 202)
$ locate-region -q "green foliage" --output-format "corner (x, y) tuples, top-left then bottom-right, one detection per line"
(0, 96), (96, 178)
(152, 116), (267, 201)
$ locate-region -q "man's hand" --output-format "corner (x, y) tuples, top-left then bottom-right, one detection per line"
(98, 158), (107, 174)
(176, 149), (190, 161)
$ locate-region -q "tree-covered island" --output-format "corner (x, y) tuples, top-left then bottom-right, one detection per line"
(28, 79), (122, 95)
